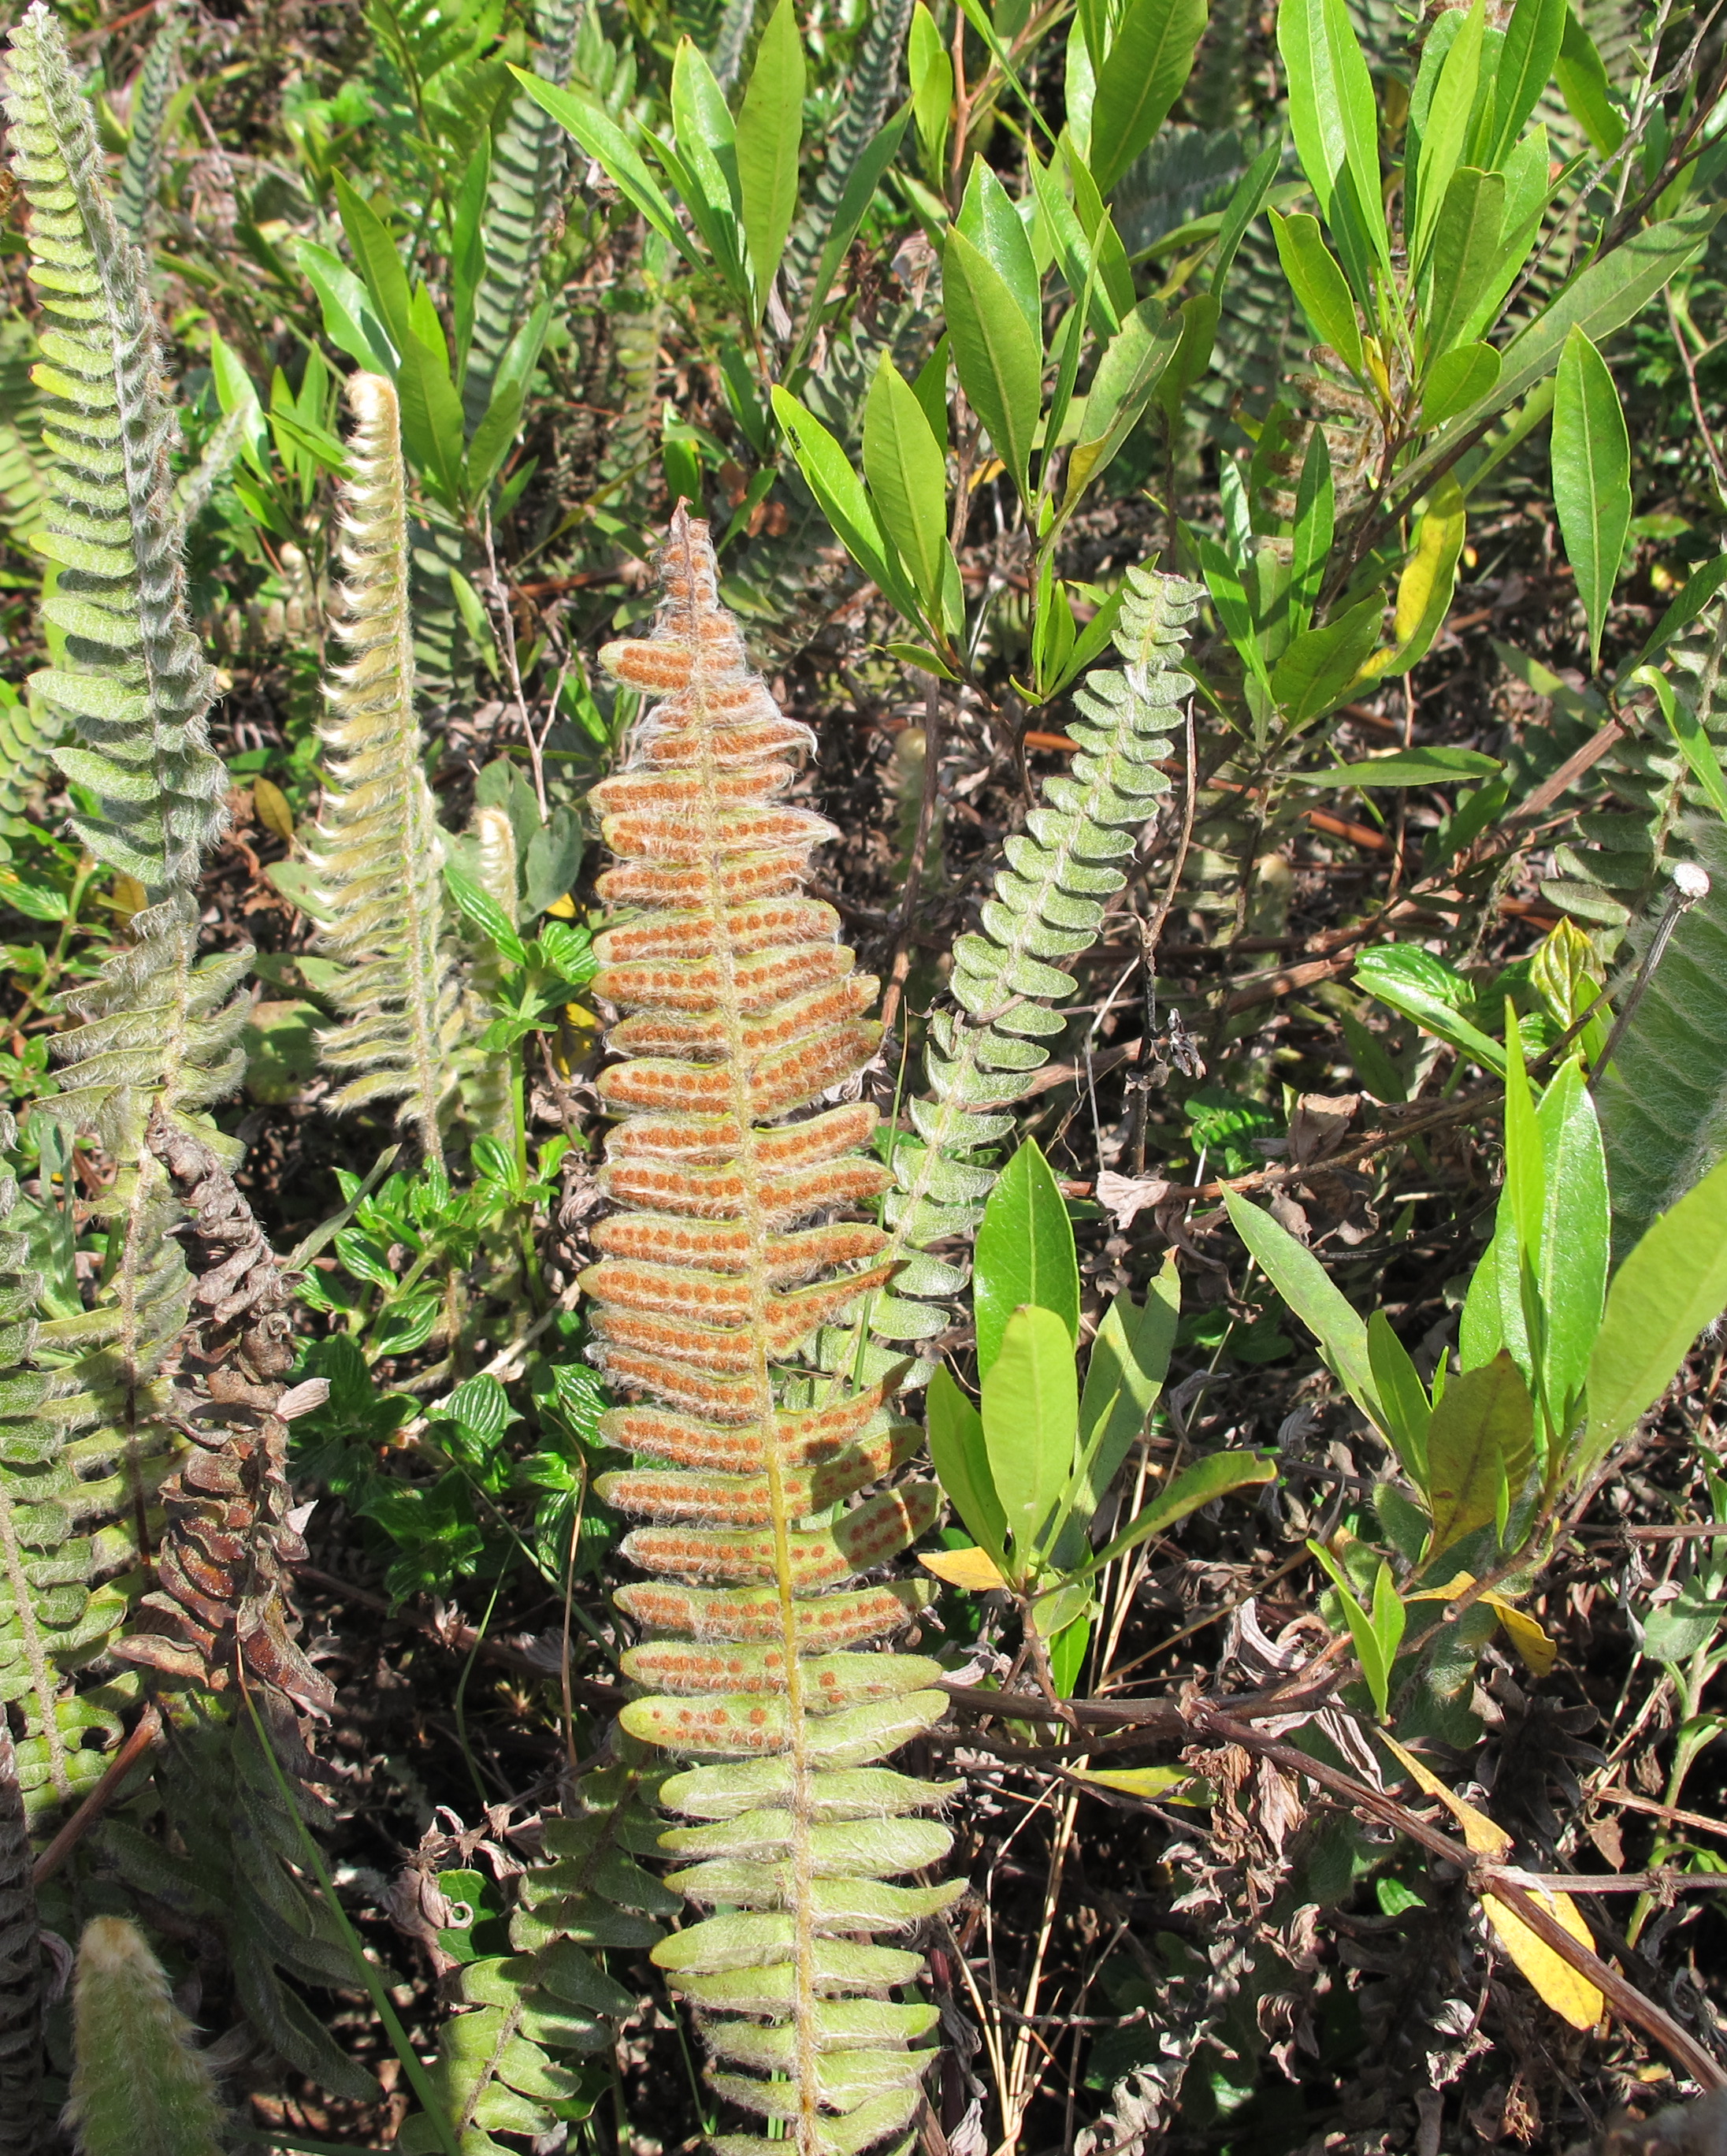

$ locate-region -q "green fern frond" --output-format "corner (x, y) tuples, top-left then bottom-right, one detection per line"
(462, 0), (578, 433)
(0, 318), (49, 545)
(307, 373), (462, 1168)
(399, 1750), (674, 2154)
(710, 0), (758, 93)
(4, 0), (225, 900)
(1541, 598), (1727, 948)
(781, 0), (912, 304)
(1595, 823), (1727, 1250)
(0, 1713), (41, 2153)
(867, 564), (1202, 1351)
(458, 802), (520, 1149)
(114, 4), (182, 240)
(65, 1915), (226, 2156)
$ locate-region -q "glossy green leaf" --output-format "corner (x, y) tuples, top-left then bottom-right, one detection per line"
(1224, 1190), (1382, 1428)
(296, 240), (396, 374)
(1426, 1351), (1534, 1556)
(1366, 1310), (1432, 1489)
(1048, 1257), (1180, 1568)
(927, 1366), (1010, 1572)
(1197, 533), (1272, 697)
(975, 1137), (1079, 1376)
(1411, 0), (1485, 273)
(737, 0), (805, 323)
(1487, 0), (1565, 169)
(332, 173), (414, 362)
(1307, 745), (1501, 788)
(1533, 1058), (1608, 1433)
(1555, 6), (1625, 157)
(1551, 325), (1631, 671)
(1580, 1157), (1727, 1478)
(1088, 0), (1208, 195)
(511, 69), (700, 272)
(1277, 0), (1387, 270)
(1212, 137), (1282, 291)
(909, 3), (953, 176)
(1310, 1542), (1404, 1718)
(1269, 210), (1364, 377)
(1422, 340), (1500, 428)
(863, 355), (949, 619)
(451, 136), (491, 375)
(1290, 427), (1332, 638)
(1424, 167), (1506, 362)
(982, 1305), (1080, 1563)
(942, 227), (1042, 500)
(956, 159), (1041, 338)
(770, 386), (923, 625)
(1063, 296), (1179, 508)
(1271, 593), (1382, 725)
(789, 110), (911, 370)
(1086, 1449), (1276, 1574)
(1355, 946), (1507, 1075)
(1046, 1609), (1092, 1696)
(395, 328), (466, 507)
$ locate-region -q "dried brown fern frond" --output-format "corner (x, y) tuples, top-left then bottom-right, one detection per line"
(112, 1110), (332, 1714)
(579, 507), (959, 2155)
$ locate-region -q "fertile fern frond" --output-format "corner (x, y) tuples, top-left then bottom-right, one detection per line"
(1541, 597), (1727, 948)
(114, 4), (182, 240)
(865, 564), (1201, 1350)
(65, 1916), (227, 2156)
(399, 1749), (677, 2154)
(4, 0), (225, 901)
(306, 373), (462, 1169)
(461, 0), (578, 433)
(781, 0), (912, 306)
(579, 509), (958, 2154)
(1595, 824), (1727, 1251)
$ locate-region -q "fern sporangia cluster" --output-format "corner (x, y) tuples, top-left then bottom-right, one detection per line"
(580, 507), (960, 2155)
(113, 1110), (333, 1714)
(307, 371), (462, 1168)
(867, 563), (1203, 1350)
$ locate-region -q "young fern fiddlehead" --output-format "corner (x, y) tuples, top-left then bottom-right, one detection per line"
(581, 509), (959, 2154)
(306, 373), (462, 1168)
(864, 563), (1203, 1352)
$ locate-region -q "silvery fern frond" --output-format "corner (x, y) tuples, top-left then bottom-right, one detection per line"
(114, 2), (182, 240)
(306, 374), (462, 1167)
(3, 0), (225, 901)
(866, 565), (1202, 1351)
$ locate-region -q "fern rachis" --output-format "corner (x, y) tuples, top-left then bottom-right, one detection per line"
(581, 508), (958, 2154)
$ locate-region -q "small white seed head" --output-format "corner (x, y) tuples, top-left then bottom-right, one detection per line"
(1672, 861), (1711, 901)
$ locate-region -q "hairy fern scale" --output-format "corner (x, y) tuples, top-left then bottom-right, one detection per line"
(582, 508), (960, 2156)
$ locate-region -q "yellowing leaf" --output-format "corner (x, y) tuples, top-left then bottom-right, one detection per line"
(1071, 1765), (1198, 1803)
(544, 891), (578, 918)
(1482, 1594), (1558, 1678)
(1404, 1571), (1477, 1600)
(919, 1547), (1009, 1592)
(1379, 1729), (1510, 1854)
(1483, 1886), (1604, 2031)
(253, 776), (295, 841)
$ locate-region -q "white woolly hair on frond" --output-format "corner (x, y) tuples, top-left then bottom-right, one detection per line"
(306, 372), (461, 1168)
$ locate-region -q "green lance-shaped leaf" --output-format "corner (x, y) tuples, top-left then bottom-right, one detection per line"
(1271, 209), (1364, 378)
(1224, 1190), (1383, 1429)
(927, 1364), (1009, 1571)
(942, 227), (1042, 501)
(1425, 1351), (1534, 1557)
(1409, 0), (1485, 274)
(863, 355), (950, 623)
(1423, 168), (1506, 365)
(973, 1138), (1079, 1376)
(1088, 0), (1208, 197)
(982, 1304), (1079, 1567)
(736, 0), (804, 322)
(1552, 325), (1631, 671)
(1276, 0), (1387, 274)
(1579, 1155), (1727, 1481)
(1486, 0), (1565, 171)
(64, 1918), (225, 2156)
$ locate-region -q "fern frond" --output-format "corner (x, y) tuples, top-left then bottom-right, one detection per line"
(867, 563), (1202, 1348)
(1541, 598), (1727, 948)
(0, 317), (49, 545)
(399, 1749), (677, 2154)
(581, 509), (957, 2153)
(458, 802), (521, 1147)
(0, 1618), (43, 2154)
(1595, 823), (1727, 1250)
(306, 373), (462, 1169)
(461, 0), (578, 433)
(711, 0), (758, 93)
(781, 0), (912, 305)
(114, 4), (182, 240)
(4, 0), (225, 899)
(65, 1916), (227, 2156)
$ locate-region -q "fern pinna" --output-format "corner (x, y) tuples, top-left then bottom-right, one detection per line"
(581, 507), (960, 2155)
